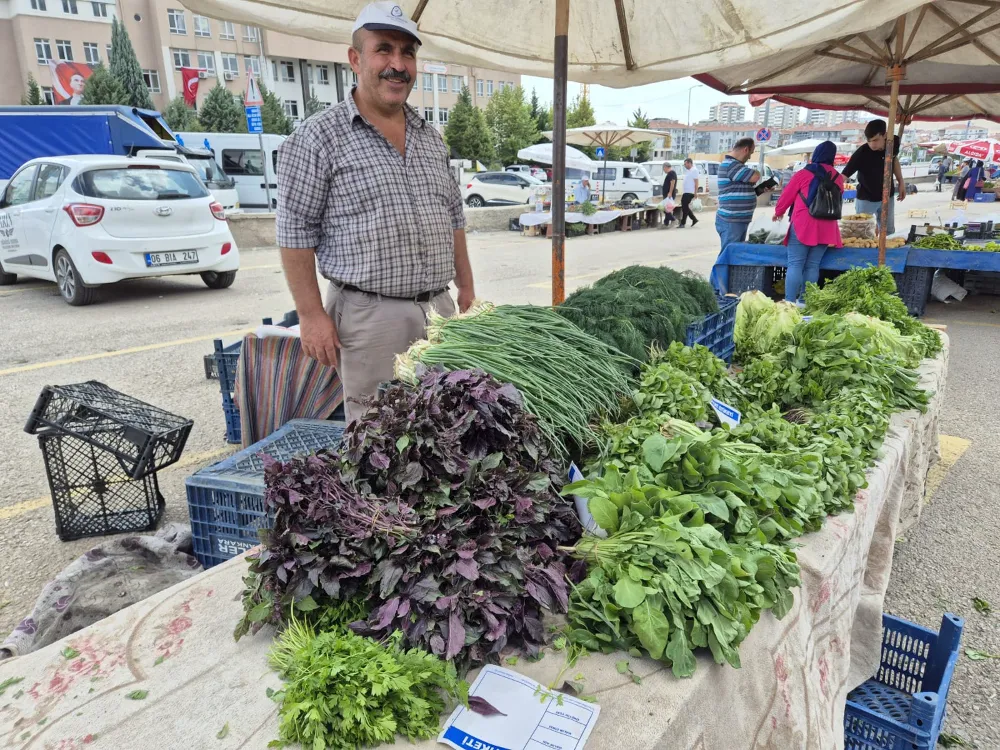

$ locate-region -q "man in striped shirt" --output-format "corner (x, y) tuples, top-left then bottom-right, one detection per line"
(715, 137), (762, 252)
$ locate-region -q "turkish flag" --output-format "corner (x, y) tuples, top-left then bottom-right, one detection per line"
(181, 67), (200, 106)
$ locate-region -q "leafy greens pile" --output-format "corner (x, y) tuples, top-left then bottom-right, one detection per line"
(238, 367), (581, 671)
(557, 265), (719, 363)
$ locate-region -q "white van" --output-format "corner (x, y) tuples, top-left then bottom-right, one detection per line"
(176, 132), (286, 210)
(591, 161), (654, 203)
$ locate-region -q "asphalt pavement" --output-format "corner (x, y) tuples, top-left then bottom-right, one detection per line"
(0, 189), (997, 745)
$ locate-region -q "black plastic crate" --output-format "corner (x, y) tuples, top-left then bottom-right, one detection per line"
(727, 265), (786, 298)
(892, 267), (935, 317)
(684, 296), (737, 363)
(25, 382), (192, 480)
(962, 270), (1000, 296)
(38, 431), (165, 541)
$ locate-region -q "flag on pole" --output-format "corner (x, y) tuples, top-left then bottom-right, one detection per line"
(181, 67), (200, 106)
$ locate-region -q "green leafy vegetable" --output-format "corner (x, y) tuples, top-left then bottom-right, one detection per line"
(965, 648), (1000, 661)
(972, 597), (992, 615)
(61, 646), (80, 660)
(217, 723), (230, 740)
(126, 690), (149, 700)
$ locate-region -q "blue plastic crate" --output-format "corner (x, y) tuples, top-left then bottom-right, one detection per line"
(684, 296), (738, 363)
(844, 613), (963, 750)
(185, 419), (347, 568)
(972, 192), (996, 202)
(223, 400), (241, 445)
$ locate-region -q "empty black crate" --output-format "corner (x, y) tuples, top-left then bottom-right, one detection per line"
(25, 382), (192, 480)
(727, 265), (787, 298)
(38, 431), (164, 541)
(892, 267), (935, 317)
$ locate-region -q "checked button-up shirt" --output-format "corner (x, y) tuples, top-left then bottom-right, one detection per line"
(275, 89), (466, 298)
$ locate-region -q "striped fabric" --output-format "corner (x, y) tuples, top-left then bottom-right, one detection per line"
(234, 335), (344, 447)
(717, 156), (757, 222)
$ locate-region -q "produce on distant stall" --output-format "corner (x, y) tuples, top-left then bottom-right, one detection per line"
(839, 214), (877, 241)
(913, 232), (962, 250)
(965, 241), (1000, 252)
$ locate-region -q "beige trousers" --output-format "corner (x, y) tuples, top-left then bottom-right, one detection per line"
(325, 283), (456, 422)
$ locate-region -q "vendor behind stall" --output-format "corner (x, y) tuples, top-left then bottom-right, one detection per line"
(841, 119), (905, 234)
(275, 1), (475, 422)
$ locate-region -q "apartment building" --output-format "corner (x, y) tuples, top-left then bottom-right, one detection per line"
(648, 117), (694, 157)
(708, 101), (745, 125)
(692, 121), (757, 153)
(776, 121), (867, 146)
(754, 101), (800, 129)
(0, 0), (515, 128)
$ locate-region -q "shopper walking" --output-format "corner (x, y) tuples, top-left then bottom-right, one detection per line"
(661, 163), (677, 227)
(953, 159), (973, 200)
(715, 137), (762, 251)
(936, 156), (950, 192)
(964, 160), (985, 202)
(678, 158), (700, 227)
(772, 141), (844, 303)
(277, 2), (475, 422)
(842, 119), (905, 235)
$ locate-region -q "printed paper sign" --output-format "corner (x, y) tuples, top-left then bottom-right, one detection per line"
(438, 665), (601, 750)
(710, 397), (741, 428)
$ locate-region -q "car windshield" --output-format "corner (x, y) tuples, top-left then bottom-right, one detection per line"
(187, 156), (231, 187)
(522, 175), (543, 184)
(75, 167), (210, 201)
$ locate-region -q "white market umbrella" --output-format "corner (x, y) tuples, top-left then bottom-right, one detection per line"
(179, 0), (931, 303)
(766, 139), (855, 156)
(517, 143), (596, 173)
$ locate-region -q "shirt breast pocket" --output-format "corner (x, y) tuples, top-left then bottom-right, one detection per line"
(333, 164), (384, 217)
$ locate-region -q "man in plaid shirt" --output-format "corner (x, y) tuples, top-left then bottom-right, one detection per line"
(276, 2), (475, 421)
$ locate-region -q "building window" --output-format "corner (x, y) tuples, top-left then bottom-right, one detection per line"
(61, 0), (77, 13)
(438, 108), (448, 124)
(193, 15), (211, 37)
(316, 64), (329, 85)
(437, 74), (447, 92)
(171, 49), (190, 69)
(222, 53), (238, 77)
(422, 73), (432, 92)
(31, 0), (47, 10)
(91, 1), (106, 17)
(197, 52), (215, 75)
(243, 25), (259, 42)
(454, 75), (464, 93)
(486, 79), (493, 95)
(142, 69), (161, 93)
(283, 100), (299, 119)
(56, 40), (73, 61)
(476, 79), (483, 97)
(168, 9), (186, 35)
(106, 44), (112, 62)
(244, 56), (261, 77)
(42, 87), (54, 104)
(35, 38), (53, 63)
(424, 107), (434, 122)
(219, 21), (235, 40)
(278, 60), (294, 82)
(83, 42), (99, 65)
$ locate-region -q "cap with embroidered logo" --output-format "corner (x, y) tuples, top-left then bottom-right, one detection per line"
(353, 2), (422, 44)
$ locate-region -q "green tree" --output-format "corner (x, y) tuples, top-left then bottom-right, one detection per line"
(304, 87), (325, 119)
(199, 83), (246, 133)
(259, 81), (293, 135)
(109, 17), (154, 109)
(444, 86), (494, 165)
(609, 107), (653, 162)
(163, 95), (202, 132)
(81, 64), (129, 106)
(21, 74), (43, 105)
(566, 93), (596, 129)
(528, 88), (551, 142)
(484, 85), (538, 166)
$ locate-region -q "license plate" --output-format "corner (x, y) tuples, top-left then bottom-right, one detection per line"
(145, 250), (198, 267)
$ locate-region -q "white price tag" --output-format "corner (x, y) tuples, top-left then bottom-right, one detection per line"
(568, 463), (606, 538)
(711, 397), (741, 428)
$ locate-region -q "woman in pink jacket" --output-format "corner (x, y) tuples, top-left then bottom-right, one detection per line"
(772, 141), (845, 303)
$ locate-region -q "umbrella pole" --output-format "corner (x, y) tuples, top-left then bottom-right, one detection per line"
(878, 66), (904, 265)
(551, 0), (569, 306)
(602, 149), (608, 204)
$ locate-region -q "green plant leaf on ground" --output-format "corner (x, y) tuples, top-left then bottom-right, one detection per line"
(217, 723), (230, 739)
(972, 597), (992, 615)
(0, 677), (24, 696)
(938, 731), (976, 748)
(965, 648), (1000, 661)
(505, 656), (519, 666)
(125, 690), (149, 700)
(154, 655), (165, 666)
(61, 647), (80, 659)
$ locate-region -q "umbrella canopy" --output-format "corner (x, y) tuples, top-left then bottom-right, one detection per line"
(696, 0), (1000, 122)
(179, 0), (929, 88)
(766, 138), (856, 156)
(946, 139), (1000, 163)
(541, 123), (665, 149)
(517, 143), (595, 172)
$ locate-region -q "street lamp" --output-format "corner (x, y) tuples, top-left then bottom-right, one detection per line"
(686, 83), (704, 127)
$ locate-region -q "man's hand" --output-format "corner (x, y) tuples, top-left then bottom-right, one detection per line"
(457, 285), (475, 313)
(897, 185), (907, 202)
(299, 311), (340, 367)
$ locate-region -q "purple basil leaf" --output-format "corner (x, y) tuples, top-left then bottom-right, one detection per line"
(454, 558), (480, 582)
(446, 610), (466, 660)
(372, 598), (400, 630)
(468, 696), (507, 717)
(430, 633), (446, 656)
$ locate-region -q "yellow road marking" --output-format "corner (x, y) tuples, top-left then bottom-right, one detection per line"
(0, 328), (254, 377)
(526, 250), (717, 289)
(0, 447), (236, 521)
(924, 434), (972, 503)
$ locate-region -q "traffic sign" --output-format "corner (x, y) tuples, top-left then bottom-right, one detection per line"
(244, 76), (263, 107)
(755, 127), (772, 143)
(595, 146), (605, 159)
(245, 105), (263, 134)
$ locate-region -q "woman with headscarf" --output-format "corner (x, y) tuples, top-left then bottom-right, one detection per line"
(953, 159), (973, 200)
(964, 160), (986, 201)
(772, 140), (845, 304)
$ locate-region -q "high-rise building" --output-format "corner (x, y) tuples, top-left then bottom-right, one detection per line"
(0, 0), (513, 130)
(708, 101), (745, 124)
(648, 117), (694, 157)
(807, 109), (832, 126)
(754, 102), (799, 129)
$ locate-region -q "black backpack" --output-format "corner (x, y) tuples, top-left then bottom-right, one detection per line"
(800, 169), (842, 220)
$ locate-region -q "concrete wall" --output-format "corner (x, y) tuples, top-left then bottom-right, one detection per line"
(227, 205), (525, 249)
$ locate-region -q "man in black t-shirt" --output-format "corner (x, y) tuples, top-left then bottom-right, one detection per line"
(661, 165), (678, 227)
(842, 119), (906, 234)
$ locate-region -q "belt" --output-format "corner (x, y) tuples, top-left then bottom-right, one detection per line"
(339, 283), (448, 303)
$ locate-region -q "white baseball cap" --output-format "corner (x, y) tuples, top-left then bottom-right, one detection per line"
(352, 2), (422, 44)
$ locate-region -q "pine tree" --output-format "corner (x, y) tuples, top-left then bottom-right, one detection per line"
(627, 107), (652, 163)
(444, 86), (493, 165)
(199, 83), (246, 133)
(566, 93), (596, 129)
(259, 81), (293, 135)
(484, 85), (538, 166)
(529, 88), (551, 142)
(304, 87), (325, 119)
(81, 64), (130, 106)
(109, 18), (154, 109)
(21, 74), (43, 105)
(163, 95), (202, 132)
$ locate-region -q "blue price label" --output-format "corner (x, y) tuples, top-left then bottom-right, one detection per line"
(710, 397), (741, 428)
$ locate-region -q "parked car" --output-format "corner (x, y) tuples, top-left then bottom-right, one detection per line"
(136, 147), (240, 211)
(177, 132), (286, 210)
(591, 161), (654, 202)
(506, 164), (547, 179)
(463, 172), (540, 207)
(899, 156), (913, 166)
(0, 155), (239, 305)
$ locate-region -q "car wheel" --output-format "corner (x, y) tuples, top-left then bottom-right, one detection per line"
(54, 249), (96, 306)
(622, 193), (637, 202)
(201, 270), (237, 289)
(0, 261), (15, 286)
(466, 195), (485, 208)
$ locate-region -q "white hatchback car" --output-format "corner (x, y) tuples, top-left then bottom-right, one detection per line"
(463, 172), (541, 207)
(0, 155), (239, 305)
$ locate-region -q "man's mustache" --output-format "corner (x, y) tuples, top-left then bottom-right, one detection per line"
(379, 69), (412, 83)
